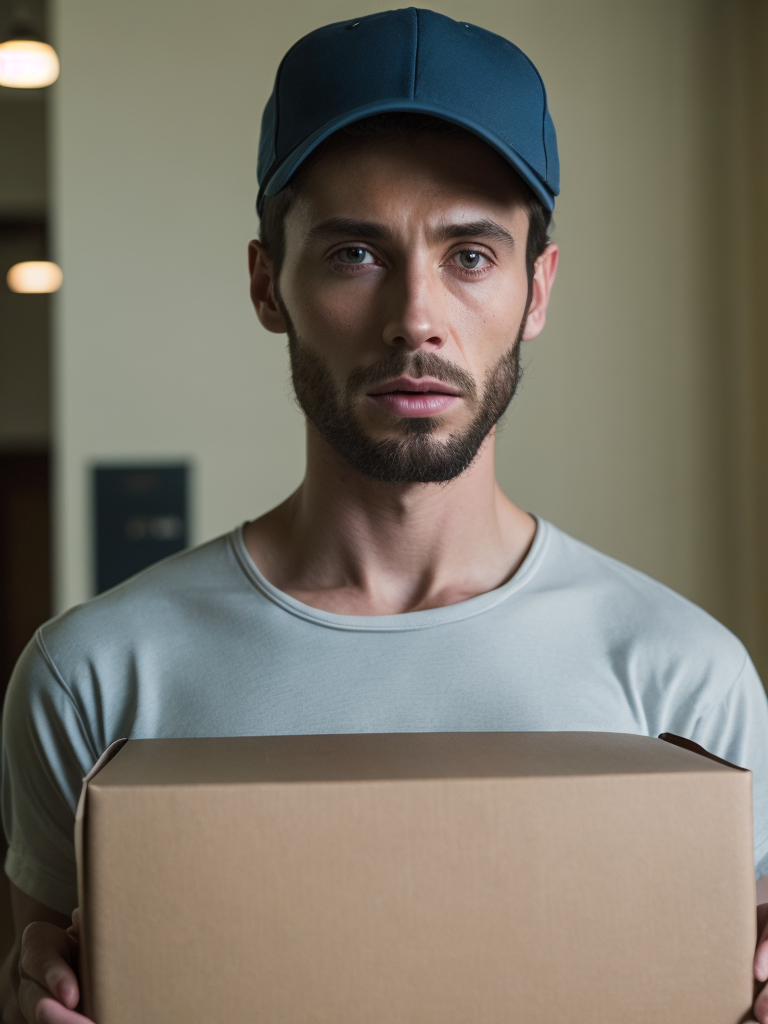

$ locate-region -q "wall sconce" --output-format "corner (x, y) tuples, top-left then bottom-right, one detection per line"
(7, 261), (63, 293)
(0, 7), (59, 88)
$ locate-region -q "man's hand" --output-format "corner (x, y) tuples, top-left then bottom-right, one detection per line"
(755, 903), (768, 1023)
(2, 886), (94, 1024)
(21, 911), (92, 1024)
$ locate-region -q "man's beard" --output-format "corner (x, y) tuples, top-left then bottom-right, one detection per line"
(283, 308), (525, 485)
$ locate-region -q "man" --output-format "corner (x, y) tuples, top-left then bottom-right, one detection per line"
(4, 8), (768, 1023)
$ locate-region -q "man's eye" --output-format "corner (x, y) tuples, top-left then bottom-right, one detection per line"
(335, 247), (374, 265)
(454, 250), (488, 270)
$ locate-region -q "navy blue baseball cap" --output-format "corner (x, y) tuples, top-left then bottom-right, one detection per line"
(256, 8), (559, 216)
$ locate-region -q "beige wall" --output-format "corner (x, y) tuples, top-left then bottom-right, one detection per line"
(724, 1), (768, 675)
(52, 1), (763, 665)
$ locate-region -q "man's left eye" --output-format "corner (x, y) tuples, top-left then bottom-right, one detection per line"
(335, 247), (374, 265)
(454, 250), (488, 270)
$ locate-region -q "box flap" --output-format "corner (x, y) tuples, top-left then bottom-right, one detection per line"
(91, 732), (740, 789)
(75, 738), (129, 903)
(659, 732), (748, 772)
(75, 737), (128, 1019)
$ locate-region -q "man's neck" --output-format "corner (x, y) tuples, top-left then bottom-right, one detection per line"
(243, 426), (536, 616)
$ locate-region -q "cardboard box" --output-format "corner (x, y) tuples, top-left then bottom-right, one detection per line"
(75, 732), (757, 1024)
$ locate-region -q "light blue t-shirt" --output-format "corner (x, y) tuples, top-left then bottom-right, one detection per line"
(4, 518), (768, 915)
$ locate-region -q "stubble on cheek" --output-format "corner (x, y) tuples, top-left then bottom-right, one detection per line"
(275, 283), (525, 484)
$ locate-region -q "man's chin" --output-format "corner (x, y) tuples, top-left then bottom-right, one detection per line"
(359, 424), (446, 443)
(318, 423), (486, 485)
(356, 410), (467, 440)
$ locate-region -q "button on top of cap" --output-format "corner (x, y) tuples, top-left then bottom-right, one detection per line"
(346, 21), (360, 29)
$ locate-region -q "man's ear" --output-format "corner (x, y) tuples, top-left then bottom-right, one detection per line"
(248, 239), (287, 334)
(521, 242), (559, 342)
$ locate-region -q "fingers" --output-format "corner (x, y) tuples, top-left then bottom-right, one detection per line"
(4, 990), (94, 1024)
(18, 921), (79, 1011)
(36, 996), (94, 1024)
(755, 981), (768, 1024)
(755, 916), (768, 1024)
(757, 908), (768, 985)
(757, 938), (768, 985)
(65, 911), (80, 946)
(18, 983), (91, 1024)
(15, 919), (95, 1023)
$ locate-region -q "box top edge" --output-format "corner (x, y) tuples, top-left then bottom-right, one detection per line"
(89, 732), (741, 788)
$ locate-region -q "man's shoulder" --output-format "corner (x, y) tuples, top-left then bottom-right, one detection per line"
(539, 520), (748, 671)
(37, 528), (243, 663)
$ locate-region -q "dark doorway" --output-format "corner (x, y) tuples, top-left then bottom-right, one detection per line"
(0, 451), (51, 691)
(0, 452), (51, 959)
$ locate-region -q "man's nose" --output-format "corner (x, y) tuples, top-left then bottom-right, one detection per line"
(382, 263), (447, 352)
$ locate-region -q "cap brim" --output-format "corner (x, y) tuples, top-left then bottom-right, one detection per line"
(257, 99), (557, 215)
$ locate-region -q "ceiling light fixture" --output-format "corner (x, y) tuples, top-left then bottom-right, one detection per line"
(0, 6), (59, 88)
(7, 261), (63, 293)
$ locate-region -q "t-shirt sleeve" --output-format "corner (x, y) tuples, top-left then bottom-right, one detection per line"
(689, 649), (768, 882)
(1, 630), (98, 916)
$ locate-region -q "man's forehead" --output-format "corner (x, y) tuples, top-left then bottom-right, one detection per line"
(288, 133), (530, 234)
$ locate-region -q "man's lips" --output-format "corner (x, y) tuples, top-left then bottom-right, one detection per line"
(365, 377), (461, 418)
(366, 376), (461, 397)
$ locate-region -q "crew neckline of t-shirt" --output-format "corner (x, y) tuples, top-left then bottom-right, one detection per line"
(229, 516), (552, 632)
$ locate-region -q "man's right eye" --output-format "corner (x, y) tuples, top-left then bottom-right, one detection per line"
(334, 247), (374, 265)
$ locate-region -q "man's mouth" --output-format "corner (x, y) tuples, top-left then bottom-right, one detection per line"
(366, 376), (461, 417)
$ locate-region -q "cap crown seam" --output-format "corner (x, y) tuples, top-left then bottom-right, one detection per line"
(272, 52), (288, 176)
(411, 7), (419, 100)
(520, 50), (549, 183)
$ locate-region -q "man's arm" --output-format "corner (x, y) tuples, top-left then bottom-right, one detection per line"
(753, 875), (768, 1023)
(1, 884), (91, 1024)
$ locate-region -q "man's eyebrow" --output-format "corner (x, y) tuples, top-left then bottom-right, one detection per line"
(306, 217), (517, 251)
(308, 218), (388, 241)
(435, 220), (517, 251)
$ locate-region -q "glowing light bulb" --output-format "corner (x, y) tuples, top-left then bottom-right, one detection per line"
(7, 261), (63, 293)
(0, 39), (59, 88)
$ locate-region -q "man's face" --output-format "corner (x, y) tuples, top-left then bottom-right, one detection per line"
(271, 131), (541, 484)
